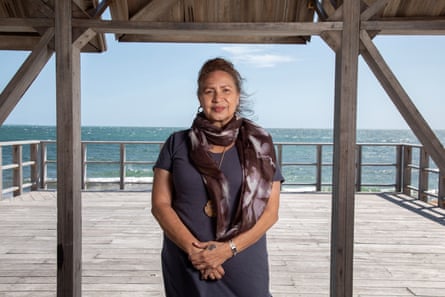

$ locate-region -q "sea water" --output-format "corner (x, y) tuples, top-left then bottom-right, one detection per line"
(1, 125), (444, 192)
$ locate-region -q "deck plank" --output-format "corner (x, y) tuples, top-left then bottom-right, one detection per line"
(0, 191), (444, 296)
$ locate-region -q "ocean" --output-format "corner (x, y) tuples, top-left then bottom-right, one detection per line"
(1, 125), (444, 193)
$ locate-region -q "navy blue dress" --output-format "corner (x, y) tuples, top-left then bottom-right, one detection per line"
(154, 130), (283, 297)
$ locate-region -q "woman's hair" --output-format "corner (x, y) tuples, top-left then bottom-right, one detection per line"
(197, 57), (253, 118)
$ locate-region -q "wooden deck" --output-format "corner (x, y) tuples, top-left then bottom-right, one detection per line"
(0, 191), (444, 297)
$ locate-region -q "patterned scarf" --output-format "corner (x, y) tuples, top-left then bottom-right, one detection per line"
(189, 113), (276, 241)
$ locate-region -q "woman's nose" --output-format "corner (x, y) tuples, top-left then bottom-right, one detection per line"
(212, 91), (223, 102)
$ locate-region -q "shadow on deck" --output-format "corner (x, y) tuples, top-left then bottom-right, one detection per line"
(0, 191), (444, 297)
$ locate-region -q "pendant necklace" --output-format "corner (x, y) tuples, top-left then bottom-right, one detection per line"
(204, 146), (227, 218)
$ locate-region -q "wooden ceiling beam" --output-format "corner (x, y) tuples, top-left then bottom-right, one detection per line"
(71, 18), (342, 36)
(361, 0), (391, 21)
(2, 17), (445, 37)
(131, 0), (178, 21)
(118, 33), (308, 44)
(362, 19), (445, 34)
(0, 17), (51, 32)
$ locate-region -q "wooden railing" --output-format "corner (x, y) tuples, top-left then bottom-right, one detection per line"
(0, 140), (40, 197)
(0, 140), (443, 208)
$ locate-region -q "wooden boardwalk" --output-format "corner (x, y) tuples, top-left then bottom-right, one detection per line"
(0, 191), (444, 297)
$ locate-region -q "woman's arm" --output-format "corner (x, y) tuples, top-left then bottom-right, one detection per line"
(190, 180), (281, 272)
(151, 167), (225, 279)
(151, 168), (201, 255)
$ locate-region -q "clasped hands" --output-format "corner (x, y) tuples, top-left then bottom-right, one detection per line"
(189, 241), (230, 281)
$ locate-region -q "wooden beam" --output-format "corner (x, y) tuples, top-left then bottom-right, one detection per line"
(0, 18), (52, 32)
(330, 0), (360, 297)
(71, 18), (342, 36)
(55, 0), (82, 296)
(1, 17), (445, 37)
(131, 0), (178, 21)
(117, 33), (308, 44)
(362, 19), (445, 35)
(360, 30), (445, 174)
(73, 28), (97, 49)
(360, 0), (390, 21)
(0, 28), (54, 125)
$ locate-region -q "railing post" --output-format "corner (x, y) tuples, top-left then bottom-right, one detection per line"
(40, 142), (47, 189)
(12, 145), (23, 197)
(81, 143), (87, 190)
(395, 145), (403, 192)
(355, 144), (362, 192)
(30, 143), (39, 191)
(438, 174), (444, 208)
(418, 147), (429, 202)
(316, 144), (322, 191)
(402, 145), (412, 195)
(120, 143), (126, 190)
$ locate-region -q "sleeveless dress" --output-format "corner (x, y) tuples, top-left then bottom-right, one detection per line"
(154, 130), (283, 297)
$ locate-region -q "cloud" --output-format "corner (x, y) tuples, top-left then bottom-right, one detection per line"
(221, 45), (295, 68)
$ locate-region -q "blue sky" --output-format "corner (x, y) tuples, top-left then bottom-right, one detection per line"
(1, 33), (444, 129)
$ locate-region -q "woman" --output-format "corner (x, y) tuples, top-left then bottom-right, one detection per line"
(151, 58), (283, 297)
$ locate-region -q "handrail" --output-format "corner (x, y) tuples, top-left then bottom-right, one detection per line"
(0, 140), (443, 208)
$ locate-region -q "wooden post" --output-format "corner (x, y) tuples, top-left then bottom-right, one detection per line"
(81, 143), (87, 190)
(395, 145), (403, 192)
(418, 148), (429, 202)
(439, 174), (444, 208)
(355, 145), (362, 192)
(40, 142), (48, 189)
(315, 144), (322, 191)
(330, 0), (360, 296)
(55, 0), (82, 296)
(12, 145), (23, 197)
(30, 143), (39, 191)
(120, 143), (126, 190)
(402, 145), (413, 196)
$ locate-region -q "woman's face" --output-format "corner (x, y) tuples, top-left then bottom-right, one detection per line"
(198, 70), (240, 128)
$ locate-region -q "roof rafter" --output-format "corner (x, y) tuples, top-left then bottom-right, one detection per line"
(131, 0), (178, 21)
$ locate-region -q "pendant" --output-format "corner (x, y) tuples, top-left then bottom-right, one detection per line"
(204, 199), (216, 218)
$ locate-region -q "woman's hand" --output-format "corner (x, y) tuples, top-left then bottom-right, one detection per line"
(189, 241), (232, 280)
(200, 266), (225, 280)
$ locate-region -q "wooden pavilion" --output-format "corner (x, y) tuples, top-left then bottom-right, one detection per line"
(1, 1), (445, 296)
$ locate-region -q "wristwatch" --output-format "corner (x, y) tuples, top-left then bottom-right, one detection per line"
(229, 239), (238, 257)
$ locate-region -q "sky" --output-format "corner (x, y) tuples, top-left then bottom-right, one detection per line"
(1, 31), (444, 130)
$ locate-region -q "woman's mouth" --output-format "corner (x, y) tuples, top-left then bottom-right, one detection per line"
(212, 106), (225, 113)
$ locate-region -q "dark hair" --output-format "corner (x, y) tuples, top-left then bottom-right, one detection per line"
(197, 57), (253, 117)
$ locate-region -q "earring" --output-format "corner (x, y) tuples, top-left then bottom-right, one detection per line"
(197, 106), (203, 113)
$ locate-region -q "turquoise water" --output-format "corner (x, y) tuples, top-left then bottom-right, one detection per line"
(1, 125), (444, 192)
(3, 125), (444, 143)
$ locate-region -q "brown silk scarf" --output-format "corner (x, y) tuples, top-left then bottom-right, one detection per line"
(189, 113), (276, 241)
